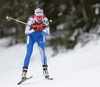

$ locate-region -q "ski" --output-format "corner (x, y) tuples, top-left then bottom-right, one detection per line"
(17, 75), (33, 85)
(45, 77), (53, 80)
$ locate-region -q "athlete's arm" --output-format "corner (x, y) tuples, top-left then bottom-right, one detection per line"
(25, 17), (35, 35)
(42, 17), (50, 36)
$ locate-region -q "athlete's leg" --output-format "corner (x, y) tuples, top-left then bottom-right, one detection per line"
(37, 35), (47, 65)
(37, 35), (49, 78)
(24, 36), (34, 67)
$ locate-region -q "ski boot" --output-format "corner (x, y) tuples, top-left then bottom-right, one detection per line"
(21, 67), (28, 79)
(43, 65), (49, 78)
(43, 65), (53, 80)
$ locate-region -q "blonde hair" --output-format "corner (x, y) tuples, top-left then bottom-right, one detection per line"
(35, 8), (43, 12)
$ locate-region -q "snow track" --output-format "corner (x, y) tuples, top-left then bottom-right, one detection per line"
(0, 38), (100, 87)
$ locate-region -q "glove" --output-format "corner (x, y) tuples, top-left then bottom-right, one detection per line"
(31, 24), (46, 32)
(35, 26), (42, 32)
(30, 25), (37, 31)
(31, 26), (41, 32)
(35, 24), (45, 32)
(33, 26), (37, 31)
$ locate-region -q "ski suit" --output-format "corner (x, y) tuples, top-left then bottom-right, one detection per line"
(23, 15), (50, 67)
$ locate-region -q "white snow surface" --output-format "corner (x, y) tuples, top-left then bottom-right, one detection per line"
(0, 37), (100, 87)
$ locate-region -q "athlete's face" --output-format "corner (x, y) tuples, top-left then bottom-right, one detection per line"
(35, 15), (43, 23)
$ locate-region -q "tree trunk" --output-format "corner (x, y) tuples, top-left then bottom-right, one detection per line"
(68, 0), (76, 12)
(80, 0), (88, 24)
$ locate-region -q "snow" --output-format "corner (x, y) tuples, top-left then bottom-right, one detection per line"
(56, 23), (64, 30)
(0, 37), (100, 87)
(92, 3), (100, 15)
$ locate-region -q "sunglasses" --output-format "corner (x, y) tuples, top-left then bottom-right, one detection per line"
(35, 15), (43, 19)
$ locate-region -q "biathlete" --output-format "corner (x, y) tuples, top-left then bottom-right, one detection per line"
(21, 8), (50, 79)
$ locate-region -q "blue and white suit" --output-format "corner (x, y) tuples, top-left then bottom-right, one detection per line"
(23, 15), (50, 67)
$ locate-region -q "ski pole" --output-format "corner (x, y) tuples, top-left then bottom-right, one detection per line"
(6, 15), (52, 27)
(6, 16), (30, 27)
